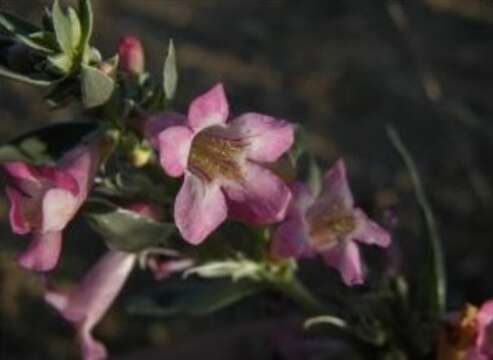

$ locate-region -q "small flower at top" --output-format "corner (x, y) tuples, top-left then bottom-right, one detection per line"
(3, 144), (100, 272)
(270, 159), (391, 286)
(146, 83), (294, 244)
(118, 35), (145, 75)
(438, 301), (493, 360)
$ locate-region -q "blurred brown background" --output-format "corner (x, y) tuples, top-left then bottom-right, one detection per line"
(1, 0), (493, 359)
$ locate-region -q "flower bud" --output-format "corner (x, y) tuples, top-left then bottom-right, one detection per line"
(118, 36), (145, 75)
(128, 143), (153, 168)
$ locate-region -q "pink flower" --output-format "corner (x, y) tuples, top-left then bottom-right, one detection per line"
(43, 202), (165, 359)
(3, 145), (100, 271)
(438, 301), (493, 360)
(466, 301), (493, 360)
(146, 84), (294, 244)
(45, 250), (136, 360)
(118, 35), (145, 75)
(271, 159), (391, 286)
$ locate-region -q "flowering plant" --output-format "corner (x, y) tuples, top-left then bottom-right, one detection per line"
(0, 1), (489, 359)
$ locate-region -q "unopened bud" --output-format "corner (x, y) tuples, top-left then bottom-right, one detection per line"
(118, 36), (145, 75)
(128, 143), (153, 168)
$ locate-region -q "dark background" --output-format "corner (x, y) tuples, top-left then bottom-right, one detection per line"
(1, 0), (493, 358)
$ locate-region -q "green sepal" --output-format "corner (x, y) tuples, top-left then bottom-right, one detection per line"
(83, 198), (176, 252)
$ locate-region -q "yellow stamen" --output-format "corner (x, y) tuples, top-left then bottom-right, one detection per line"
(308, 206), (356, 249)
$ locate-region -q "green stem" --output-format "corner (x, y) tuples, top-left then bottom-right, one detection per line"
(272, 274), (328, 315)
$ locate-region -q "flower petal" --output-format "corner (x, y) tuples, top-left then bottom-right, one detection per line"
(475, 300), (493, 357)
(17, 231), (62, 271)
(271, 217), (311, 259)
(45, 251), (136, 360)
(157, 126), (193, 177)
(3, 162), (41, 195)
(223, 161), (292, 225)
(41, 188), (78, 233)
(145, 112), (187, 148)
(175, 173), (227, 244)
(351, 208), (391, 247)
(322, 240), (364, 286)
(60, 145), (100, 200)
(37, 165), (79, 195)
(187, 84), (229, 131)
(6, 186), (32, 234)
(227, 113), (294, 163)
(80, 330), (107, 360)
(319, 159), (354, 208)
(271, 182), (315, 259)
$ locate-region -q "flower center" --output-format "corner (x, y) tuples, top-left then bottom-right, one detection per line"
(308, 208), (356, 249)
(188, 131), (245, 181)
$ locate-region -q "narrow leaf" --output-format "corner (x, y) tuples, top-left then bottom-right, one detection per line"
(80, 64), (114, 108)
(52, 0), (74, 54)
(387, 125), (446, 318)
(163, 39), (178, 101)
(67, 7), (82, 50)
(0, 65), (53, 87)
(127, 280), (262, 317)
(84, 199), (176, 252)
(184, 259), (264, 281)
(0, 122), (97, 164)
(0, 12), (54, 52)
(47, 53), (73, 74)
(304, 315), (348, 330)
(78, 0), (93, 63)
(307, 156), (322, 196)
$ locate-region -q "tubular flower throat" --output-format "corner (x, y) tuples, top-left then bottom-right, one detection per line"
(188, 131), (245, 182)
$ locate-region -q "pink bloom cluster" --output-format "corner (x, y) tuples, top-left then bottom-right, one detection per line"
(2, 65), (391, 358)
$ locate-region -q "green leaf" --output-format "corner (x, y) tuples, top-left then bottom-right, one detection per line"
(28, 31), (59, 51)
(184, 259), (264, 281)
(307, 156), (322, 196)
(287, 124), (307, 168)
(387, 125), (446, 319)
(0, 122), (97, 164)
(80, 64), (115, 108)
(67, 7), (82, 50)
(47, 53), (73, 74)
(0, 12), (54, 52)
(163, 39), (178, 101)
(0, 64), (54, 87)
(44, 76), (78, 108)
(83, 199), (176, 252)
(304, 315), (348, 330)
(127, 279), (262, 317)
(78, 0), (93, 64)
(52, 0), (75, 54)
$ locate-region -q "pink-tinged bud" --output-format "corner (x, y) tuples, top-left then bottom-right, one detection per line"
(124, 202), (163, 222)
(147, 256), (194, 281)
(118, 36), (145, 75)
(45, 250), (137, 360)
